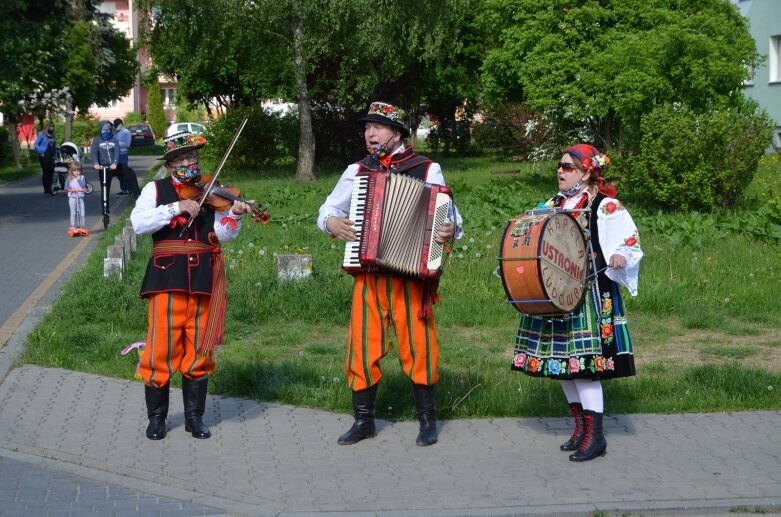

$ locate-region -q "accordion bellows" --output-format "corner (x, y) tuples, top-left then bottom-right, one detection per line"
(343, 172), (452, 279)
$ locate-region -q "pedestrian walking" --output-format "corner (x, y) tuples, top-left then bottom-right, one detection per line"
(34, 121), (57, 195)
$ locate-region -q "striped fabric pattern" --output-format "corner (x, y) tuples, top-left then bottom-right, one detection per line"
(346, 273), (438, 391)
(139, 292), (216, 387)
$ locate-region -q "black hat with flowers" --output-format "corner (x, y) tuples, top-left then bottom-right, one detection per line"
(358, 101), (410, 138)
(160, 131), (206, 162)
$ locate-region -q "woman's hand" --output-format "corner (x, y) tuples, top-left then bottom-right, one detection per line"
(608, 254), (627, 269)
(326, 216), (356, 241)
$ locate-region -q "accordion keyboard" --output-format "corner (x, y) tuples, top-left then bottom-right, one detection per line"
(342, 174), (370, 268)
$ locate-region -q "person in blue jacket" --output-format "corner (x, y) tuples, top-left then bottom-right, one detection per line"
(90, 121), (120, 198)
(34, 121), (57, 195)
(112, 118), (141, 197)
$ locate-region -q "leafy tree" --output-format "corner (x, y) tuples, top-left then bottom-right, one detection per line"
(138, 0), (481, 180)
(479, 0), (759, 155)
(0, 0), (137, 167)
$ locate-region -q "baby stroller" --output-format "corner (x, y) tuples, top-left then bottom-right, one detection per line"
(52, 142), (94, 195)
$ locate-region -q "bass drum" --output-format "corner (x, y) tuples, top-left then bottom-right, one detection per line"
(499, 211), (588, 315)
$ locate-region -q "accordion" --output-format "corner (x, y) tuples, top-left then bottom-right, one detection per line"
(342, 171), (452, 279)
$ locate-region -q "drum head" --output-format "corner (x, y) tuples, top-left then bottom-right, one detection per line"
(538, 212), (587, 312)
(499, 211), (587, 314)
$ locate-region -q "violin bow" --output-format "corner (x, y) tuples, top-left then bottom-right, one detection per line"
(179, 115), (250, 237)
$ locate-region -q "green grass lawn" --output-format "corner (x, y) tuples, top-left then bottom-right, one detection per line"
(17, 152), (781, 420)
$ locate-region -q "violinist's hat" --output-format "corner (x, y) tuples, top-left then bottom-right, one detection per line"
(160, 132), (206, 162)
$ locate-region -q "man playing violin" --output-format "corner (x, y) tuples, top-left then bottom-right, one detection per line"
(130, 131), (254, 441)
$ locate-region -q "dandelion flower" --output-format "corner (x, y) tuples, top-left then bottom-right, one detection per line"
(259, 250), (266, 256)
(333, 377), (340, 384)
(248, 243), (255, 248)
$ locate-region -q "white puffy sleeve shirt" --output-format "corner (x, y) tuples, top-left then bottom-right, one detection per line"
(595, 197), (643, 296)
(316, 147), (464, 239)
(130, 181), (242, 242)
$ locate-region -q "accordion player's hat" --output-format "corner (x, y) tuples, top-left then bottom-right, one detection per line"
(358, 101), (410, 138)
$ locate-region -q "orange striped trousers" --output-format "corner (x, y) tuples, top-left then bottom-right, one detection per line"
(346, 273), (439, 391)
(139, 292), (216, 388)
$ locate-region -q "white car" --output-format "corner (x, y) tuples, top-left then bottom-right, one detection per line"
(165, 122), (205, 137)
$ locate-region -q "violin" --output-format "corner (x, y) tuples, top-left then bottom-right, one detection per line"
(179, 174), (270, 223)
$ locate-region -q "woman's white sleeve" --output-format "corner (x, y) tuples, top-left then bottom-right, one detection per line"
(596, 197), (643, 296)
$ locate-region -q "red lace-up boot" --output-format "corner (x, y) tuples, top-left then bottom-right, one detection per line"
(569, 410), (607, 462)
(560, 403), (585, 451)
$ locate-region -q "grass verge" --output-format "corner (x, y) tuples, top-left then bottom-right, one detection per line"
(17, 153), (781, 420)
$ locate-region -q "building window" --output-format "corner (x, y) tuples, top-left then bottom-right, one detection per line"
(162, 88), (177, 108)
(770, 36), (781, 83)
(98, 1), (116, 16)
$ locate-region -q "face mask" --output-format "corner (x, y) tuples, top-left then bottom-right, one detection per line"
(101, 131), (111, 140)
(560, 180), (584, 198)
(171, 163), (201, 183)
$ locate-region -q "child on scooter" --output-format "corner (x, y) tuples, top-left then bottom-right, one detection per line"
(66, 162), (88, 237)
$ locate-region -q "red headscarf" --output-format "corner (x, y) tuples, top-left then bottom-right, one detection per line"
(565, 144), (617, 198)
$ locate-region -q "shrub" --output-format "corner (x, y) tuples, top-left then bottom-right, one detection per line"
(626, 102), (774, 211)
(71, 113), (100, 147)
(200, 105), (298, 170)
(471, 103), (560, 161)
(123, 112), (144, 124)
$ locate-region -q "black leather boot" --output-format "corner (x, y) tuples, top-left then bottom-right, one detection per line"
(412, 383), (438, 446)
(144, 384), (169, 440)
(569, 410), (607, 462)
(182, 377), (211, 439)
(560, 403), (585, 451)
(338, 384), (378, 445)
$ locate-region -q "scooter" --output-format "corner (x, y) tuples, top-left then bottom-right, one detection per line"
(99, 165), (110, 229)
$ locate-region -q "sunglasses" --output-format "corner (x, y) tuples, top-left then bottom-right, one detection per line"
(558, 162), (578, 172)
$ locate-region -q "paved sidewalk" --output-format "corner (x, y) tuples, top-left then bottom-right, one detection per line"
(0, 160), (780, 516)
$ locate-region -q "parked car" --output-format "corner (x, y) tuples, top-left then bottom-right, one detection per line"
(165, 122), (205, 137)
(128, 124), (156, 146)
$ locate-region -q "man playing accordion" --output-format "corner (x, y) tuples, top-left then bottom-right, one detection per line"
(317, 101), (463, 446)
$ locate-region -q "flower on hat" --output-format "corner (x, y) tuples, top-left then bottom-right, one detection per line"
(368, 102), (405, 123)
(165, 133), (206, 152)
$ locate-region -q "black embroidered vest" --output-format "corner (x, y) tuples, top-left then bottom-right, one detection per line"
(356, 147), (433, 180)
(139, 178), (217, 297)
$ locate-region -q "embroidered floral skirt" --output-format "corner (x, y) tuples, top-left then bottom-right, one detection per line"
(511, 281), (636, 380)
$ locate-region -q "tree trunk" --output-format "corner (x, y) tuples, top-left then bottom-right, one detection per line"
(6, 113), (22, 170)
(291, 0), (316, 183)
